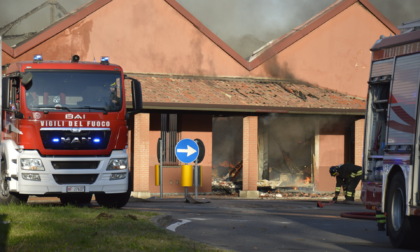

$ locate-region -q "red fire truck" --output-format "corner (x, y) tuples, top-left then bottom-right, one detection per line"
(362, 23), (420, 248)
(0, 54), (142, 208)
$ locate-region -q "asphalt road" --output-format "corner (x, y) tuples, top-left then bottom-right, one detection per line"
(124, 196), (410, 252)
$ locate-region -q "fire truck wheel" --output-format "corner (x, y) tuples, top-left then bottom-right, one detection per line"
(386, 172), (419, 249)
(95, 191), (131, 208)
(0, 160), (28, 205)
(59, 194), (92, 206)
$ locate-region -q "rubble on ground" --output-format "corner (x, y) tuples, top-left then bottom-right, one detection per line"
(259, 190), (333, 199)
(212, 178), (238, 194)
(212, 178), (334, 199)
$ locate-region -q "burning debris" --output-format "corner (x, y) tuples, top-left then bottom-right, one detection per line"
(212, 178), (238, 195)
(212, 159), (314, 196)
(212, 160), (243, 194)
(229, 160), (243, 180)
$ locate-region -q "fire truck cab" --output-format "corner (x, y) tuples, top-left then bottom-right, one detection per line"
(0, 55), (142, 208)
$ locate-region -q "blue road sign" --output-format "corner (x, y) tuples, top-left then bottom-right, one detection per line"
(175, 139), (199, 163)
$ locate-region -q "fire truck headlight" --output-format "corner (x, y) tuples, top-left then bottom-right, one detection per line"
(106, 159), (127, 170)
(22, 173), (41, 181)
(110, 172), (127, 180)
(21, 158), (45, 171)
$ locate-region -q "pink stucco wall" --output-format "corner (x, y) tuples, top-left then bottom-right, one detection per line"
(317, 134), (345, 192)
(250, 4), (393, 98)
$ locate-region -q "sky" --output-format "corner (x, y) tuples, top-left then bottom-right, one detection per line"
(1, 0), (420, 58)
(0, 0), (91, 46)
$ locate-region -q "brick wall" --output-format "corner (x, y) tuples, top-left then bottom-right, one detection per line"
(242, 116), (258, 191)
(133, 113), (150, 192)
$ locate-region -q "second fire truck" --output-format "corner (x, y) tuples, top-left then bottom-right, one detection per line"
(362, 22), (420, 248)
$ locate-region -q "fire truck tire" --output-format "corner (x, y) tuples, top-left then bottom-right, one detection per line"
(386, 172), (419, 249)
(95, 191), (131, 208)
(59, 194), (92, 206)
(0, 160), (28, 205)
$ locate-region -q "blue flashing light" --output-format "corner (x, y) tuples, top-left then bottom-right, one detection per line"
(93, 138), (101, 143)
(33, 54), (43, 63)
(100, 56), (109, 65)
(52, 138), (60, 143)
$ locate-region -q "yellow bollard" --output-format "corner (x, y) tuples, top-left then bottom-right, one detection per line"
(181, 165), (193, 187)
(155, 164), (160, 186)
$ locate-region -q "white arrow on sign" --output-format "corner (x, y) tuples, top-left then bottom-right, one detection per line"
(176, 145), (197, 157)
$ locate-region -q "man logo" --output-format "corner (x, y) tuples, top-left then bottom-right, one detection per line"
(60, 137), (92, 144)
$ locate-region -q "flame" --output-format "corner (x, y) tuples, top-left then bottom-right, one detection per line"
(304, 177), (311, 184)
(219, 161), (235, 168)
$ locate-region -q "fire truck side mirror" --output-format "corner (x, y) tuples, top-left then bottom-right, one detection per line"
(14, 112), (24, 119)
(2, 77), (8, 109)
(20, 72), (33, 86)
(125, 76), (142, 112)
(131, 78), (142, 111)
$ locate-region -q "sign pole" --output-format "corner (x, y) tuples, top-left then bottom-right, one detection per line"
(194, 158), (198, 199)
(159, 138), (163, 199)
(175, 139), (201, 199)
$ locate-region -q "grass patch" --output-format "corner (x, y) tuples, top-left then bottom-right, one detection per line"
(0, 204), (224, 252)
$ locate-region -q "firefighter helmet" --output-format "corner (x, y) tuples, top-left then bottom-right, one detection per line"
(329, 166), (339, 176)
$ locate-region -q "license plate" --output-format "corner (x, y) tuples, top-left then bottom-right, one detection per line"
(66, 186), (85, 192)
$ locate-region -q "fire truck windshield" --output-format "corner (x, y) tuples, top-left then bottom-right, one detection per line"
(24, 70), (122, 112)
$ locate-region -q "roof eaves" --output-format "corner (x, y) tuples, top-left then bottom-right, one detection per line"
(3, 0), (112, 58)
(358, 0), (400, 35)
(143, 102), (365, 115)
(1, 41), (13, 57)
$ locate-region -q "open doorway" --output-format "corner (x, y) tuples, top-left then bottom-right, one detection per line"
(259, 115), (314, 189)
(212, 116), (243, 192)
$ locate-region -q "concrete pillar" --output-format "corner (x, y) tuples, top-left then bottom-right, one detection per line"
(313, 129), (320, 191)
(354, 119), (365, 166)
(131, 113), (151, 198)
(239, 116), (259, 198)
(354, 118), (365, 194)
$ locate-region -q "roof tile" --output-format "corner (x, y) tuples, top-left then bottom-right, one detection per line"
(129, 73), (366, 114)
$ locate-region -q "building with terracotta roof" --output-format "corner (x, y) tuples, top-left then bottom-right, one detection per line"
(1, 0), (401, 197)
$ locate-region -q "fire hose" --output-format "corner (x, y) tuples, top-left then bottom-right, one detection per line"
(317, 201), (376, 220)
(340, 211), (376, 220)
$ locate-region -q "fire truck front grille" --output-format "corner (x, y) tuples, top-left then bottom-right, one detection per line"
(51, 161), (100, 169)
(40, 129), (111, 150)
(53, 174), (98, 184)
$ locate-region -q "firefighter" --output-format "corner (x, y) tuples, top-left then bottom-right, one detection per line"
(376, 210), (386, 231)
(26, 91), (38, 108)
(108, 82), (121, 109)
(329, 164), (362, 202)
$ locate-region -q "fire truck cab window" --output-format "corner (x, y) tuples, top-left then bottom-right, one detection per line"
(24, 70), (122, 112)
